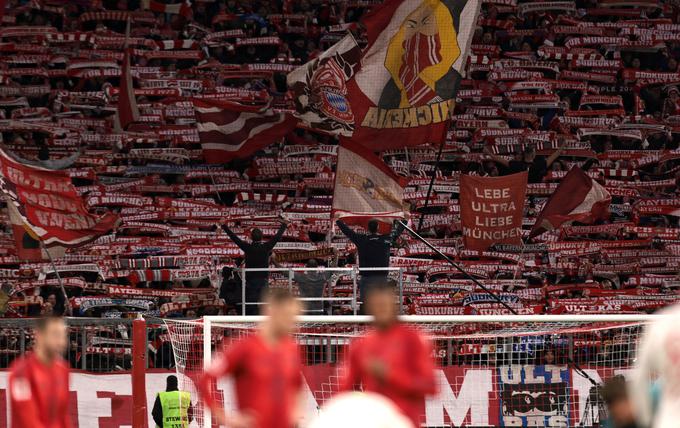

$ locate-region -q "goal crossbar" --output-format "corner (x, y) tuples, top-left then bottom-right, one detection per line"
(202, 314), (663, 324)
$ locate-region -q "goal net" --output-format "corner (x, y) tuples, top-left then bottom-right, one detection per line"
(164, 315), (649, 428)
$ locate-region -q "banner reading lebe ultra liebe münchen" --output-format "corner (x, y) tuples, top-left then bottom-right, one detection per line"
(460, 172), (528, 251)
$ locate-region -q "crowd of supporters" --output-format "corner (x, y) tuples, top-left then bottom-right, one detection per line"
(0, 0), (679, 335)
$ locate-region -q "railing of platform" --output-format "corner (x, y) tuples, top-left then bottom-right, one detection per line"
(238, 266), (405, 315)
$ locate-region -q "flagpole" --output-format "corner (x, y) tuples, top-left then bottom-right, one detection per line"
(208, 170), (225, 204)
(400, 221), (600, 385)
(415, 138), (445, 233)
(39, 240), (72, 315)
(513, 237), (527, 280)
(397, 220), (518, 314)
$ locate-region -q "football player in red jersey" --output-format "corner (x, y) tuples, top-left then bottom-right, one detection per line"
(197, 289), (304, 428)
(341, 280), (437, 427)
(9, 316), (72, 428)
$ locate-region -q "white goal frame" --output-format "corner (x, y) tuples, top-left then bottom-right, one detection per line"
(200, 314), (660, 427)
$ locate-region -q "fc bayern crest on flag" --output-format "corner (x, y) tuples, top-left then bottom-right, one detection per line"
(288, 34), (361, 136)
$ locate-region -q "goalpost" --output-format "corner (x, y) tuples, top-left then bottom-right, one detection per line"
(164, 315), (656, 428)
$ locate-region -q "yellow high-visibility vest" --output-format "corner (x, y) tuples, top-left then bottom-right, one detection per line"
(157, 390), (191, 428)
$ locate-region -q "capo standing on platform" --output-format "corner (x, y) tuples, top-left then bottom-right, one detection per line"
(9, 316), (72, 428)
(221, 218), (288, 314)
(335, 219), (404, 305)
(197, 289), (304, 428)
(341, 281), (437, 427)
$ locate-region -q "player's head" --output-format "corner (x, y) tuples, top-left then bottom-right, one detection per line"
(367, 219), (379, 234)
(251, 228), (263, 242)
(601, 375), (636, 427)
(262, 289), (301, 336)
(365, 281), (399, 328)
(166, 375), (179, 391)
(34, 316), (67, 361)
(631, 304), (680, 427)
(306, 258), (319, 268)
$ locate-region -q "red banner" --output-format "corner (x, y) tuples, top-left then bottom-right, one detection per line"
(460, 172), (527, 251)
(0, 149), (119, 248)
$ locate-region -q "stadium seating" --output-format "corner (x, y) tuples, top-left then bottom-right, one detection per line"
(0, 0), (679, 327)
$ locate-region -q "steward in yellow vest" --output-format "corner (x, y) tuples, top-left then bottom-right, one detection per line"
(152, 375), (193, 428)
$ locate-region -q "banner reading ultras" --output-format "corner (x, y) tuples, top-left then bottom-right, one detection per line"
(346, 0), (481, 150)
(460, 172), (527, 251)
(0, 149), (118, 247)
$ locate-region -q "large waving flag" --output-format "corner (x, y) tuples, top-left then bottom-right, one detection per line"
(345, 0), (482, 150)
(332, 139), (407, 222)
(530, 167), (611, 238)
(287, 33), (361, 136)
(0, 149), (119, 259)
(193, 99), (298, 164)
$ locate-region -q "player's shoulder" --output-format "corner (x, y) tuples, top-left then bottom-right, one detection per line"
(54, 357), (70, 372)
(9, 354), (69, 375)
(228, 334), (261, 352)
(8, 354), (31, 375)
(282, 335), (299, 351)
(394, 323), (429, 342)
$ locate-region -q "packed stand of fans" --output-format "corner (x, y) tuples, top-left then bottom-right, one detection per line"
(0, 0), (679, 366)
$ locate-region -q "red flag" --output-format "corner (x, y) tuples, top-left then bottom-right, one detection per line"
(116, 49), (139, 129)
(141, 0), (192, 16)
(332, 139), (406, 226)
(193, 99), (298, 164)
(7, 202), (46, 261)
(345, 0), (482, 150)
(530, 167), (611, 238)
(460, 172), (527, 251)
(0, 149), (119, 253)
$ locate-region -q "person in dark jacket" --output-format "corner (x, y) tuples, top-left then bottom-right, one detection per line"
(335, 219), (405, 306)
(222, 219), (288, 314)
(152, 375), (193, 428)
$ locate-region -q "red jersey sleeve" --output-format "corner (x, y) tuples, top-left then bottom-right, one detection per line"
(197, 340), (246, 413)
(384, 330), (437, 398)
(9, 362), (48, 428)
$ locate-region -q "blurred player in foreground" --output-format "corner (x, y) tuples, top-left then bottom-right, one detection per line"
(601, 375), (639, 428)
(631, 304), (680, 428)
(9, 316), (71, 428)
(341, 281), (437, 427)
(197, 289), (303, 428)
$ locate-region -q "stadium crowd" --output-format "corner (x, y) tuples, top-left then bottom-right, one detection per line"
(0, 0), (679, 357)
